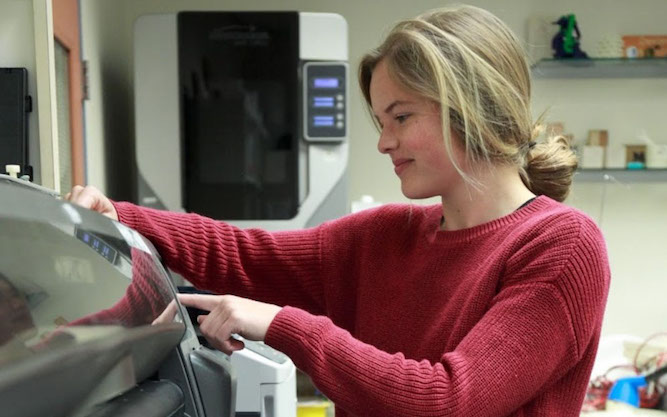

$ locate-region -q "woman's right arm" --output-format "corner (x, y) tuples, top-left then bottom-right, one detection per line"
(66, 186), (326, 315)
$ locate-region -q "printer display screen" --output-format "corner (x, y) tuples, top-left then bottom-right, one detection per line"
(75, 228), (118, 264)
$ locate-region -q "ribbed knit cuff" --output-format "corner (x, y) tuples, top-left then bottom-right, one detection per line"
(265, 306), (326, 370)
(113, 201), (140, 228)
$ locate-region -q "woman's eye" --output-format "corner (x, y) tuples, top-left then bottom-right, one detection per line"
(395, 114), (410, 123)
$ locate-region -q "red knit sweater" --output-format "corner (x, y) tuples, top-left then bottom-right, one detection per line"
(115, 195), (610, 417)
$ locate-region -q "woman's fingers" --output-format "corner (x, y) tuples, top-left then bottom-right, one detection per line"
(65, 185), (84, 202)
(178, 294), (281, 355)
(198, 309), (245, 354)
(63, 185), (118, 221)
(178, 294), (224, 311)
(152, 299), (178, 325)
(185, 294), (238, 352)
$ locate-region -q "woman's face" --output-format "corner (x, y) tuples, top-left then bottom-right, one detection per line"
(369, 60), (464, 199)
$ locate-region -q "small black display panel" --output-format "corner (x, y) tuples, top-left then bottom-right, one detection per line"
(305, 63), (346, 140)
(75, 228), (118, 264)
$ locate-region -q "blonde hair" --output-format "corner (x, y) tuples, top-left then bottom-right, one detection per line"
(359, 5), (577, 202)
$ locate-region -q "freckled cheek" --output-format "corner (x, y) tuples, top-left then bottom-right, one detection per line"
(423, 153), (453, 175)
(427, 151), (456, 179)
(412, 130), (450, 166)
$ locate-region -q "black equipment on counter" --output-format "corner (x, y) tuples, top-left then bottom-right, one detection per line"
(0, 68), (32, 179)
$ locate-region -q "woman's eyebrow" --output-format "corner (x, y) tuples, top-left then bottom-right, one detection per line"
(373, 100), (415, 121)
(383, 100), (414, 114)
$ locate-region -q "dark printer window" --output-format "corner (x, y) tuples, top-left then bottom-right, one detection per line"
(179, 12), (300, 220)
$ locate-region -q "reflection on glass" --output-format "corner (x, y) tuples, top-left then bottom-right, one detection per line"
(0, 273), (37, 365)
(69, 248), (175, 327)
(0, 218), (184, 365)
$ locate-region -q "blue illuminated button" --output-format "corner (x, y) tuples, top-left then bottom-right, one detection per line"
(313, 115), (335, 127)
(313, 96), (335, 108)
(313, 78), (339, 88)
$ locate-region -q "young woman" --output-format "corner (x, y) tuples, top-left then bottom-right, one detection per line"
(67, 5), (610, 416)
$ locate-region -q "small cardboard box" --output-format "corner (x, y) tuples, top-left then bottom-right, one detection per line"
(587, 130), (608, 147)
(625, 144), (647, 166)
(622, 35), (667, 58)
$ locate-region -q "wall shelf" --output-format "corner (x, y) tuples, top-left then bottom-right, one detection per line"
(575, 169), (667, 182)
(531, 58), (667, 79)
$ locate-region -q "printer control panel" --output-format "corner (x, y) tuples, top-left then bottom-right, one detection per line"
(304, 62), (347, 142)
(243, 339), (289, 364)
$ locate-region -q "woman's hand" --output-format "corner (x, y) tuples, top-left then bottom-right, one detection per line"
(64, 185), (119, 221)
(178, 294), (282, 354)
(152, 300), (179, 325)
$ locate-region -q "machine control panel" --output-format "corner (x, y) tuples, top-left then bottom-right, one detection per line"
(304, 62), (347, 141)
(75, 228), (118, 264)
(243, 339), (290, 364)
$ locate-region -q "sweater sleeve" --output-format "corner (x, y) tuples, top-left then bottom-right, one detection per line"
(113, 202), (326, 314)
(264, 216), (610, 417)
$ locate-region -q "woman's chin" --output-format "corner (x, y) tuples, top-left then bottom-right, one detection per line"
(401, 186), (434, 201)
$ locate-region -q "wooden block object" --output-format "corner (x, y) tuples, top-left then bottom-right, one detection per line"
(588, 130), (609, 147)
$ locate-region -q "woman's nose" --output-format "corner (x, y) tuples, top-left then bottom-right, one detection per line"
(377, 129), (398, 154)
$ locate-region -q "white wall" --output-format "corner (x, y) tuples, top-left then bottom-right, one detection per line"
(79, 0), (131, 196)
(0, 0), (41, 181)
(77, 0), (667, 338)
(569, 180), (667, 338)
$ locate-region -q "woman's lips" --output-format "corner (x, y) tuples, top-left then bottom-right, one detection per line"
(393, 159), (412, 175)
